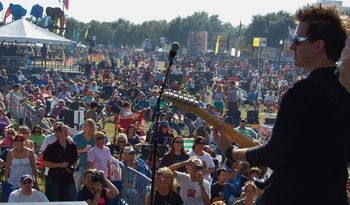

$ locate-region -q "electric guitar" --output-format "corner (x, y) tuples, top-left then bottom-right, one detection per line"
(162, 91), (256, 148)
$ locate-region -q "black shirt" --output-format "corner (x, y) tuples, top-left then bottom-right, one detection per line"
(246, 67), (350, 205)
(211, 182), (224, 203)
(77, 186), (108, 205)
(43, 139), (78, 186)
(154, 191), (183, 205)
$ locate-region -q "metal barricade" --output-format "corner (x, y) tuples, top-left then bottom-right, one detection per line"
(118, 162), (151, 205)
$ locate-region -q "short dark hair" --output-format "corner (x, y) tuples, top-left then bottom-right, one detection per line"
(295, 4), (348, 61)
(216, 167), (228, 176)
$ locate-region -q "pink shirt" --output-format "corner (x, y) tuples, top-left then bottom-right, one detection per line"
(87, 146), (111, 177)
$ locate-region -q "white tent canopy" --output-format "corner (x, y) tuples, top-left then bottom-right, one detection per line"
(0, 19), (75, 46)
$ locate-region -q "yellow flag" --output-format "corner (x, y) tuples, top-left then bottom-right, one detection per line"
(56, 18), (60, 34)
(84, 24), (90, 39)
(253, 37), (260, 47)
(215, 35), (221, 54)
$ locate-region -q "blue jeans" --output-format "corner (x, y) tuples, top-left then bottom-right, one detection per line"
(45, 177), (77, 201)
(2, 181), (17, 202)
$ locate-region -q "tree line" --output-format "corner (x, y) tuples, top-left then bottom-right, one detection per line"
(63, 11), (295, 49)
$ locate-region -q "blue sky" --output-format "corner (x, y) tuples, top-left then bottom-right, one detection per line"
(1, 0), (349, 26)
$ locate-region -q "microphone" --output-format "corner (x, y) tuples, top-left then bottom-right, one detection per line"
(168, 42), (180, 62)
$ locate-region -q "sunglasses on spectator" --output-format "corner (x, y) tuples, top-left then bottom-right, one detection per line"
(156, 172), (171, 179)
(174, 140), (183, 144)
(290, 34), (309, 45)
(22, 180), (33, 184)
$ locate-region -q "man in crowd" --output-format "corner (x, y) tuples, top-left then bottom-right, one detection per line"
(214, 4), (350, 205)
(8, 174), (48, 202)
(234, 119), (258, 141)
(168, 156), (211, 205)
(43, 124), (78, 201)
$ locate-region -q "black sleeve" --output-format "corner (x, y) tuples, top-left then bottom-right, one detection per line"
(246, 80), (310, 169)
(160, 154), (169, 168)
(210, 183), (220, 200)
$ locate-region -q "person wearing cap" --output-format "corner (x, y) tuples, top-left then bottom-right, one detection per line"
(8, 174), (48, 202)
(187, 136), (215, 182)
(122, 145), (152, 178)
(87, 131), (112, 179)
(3, 134), (38, 202)
(50, 99), (68, 118)
(68, 96), (85, 111)
(234, 119), (258, 141)
(168, 156), (211, 205)
(43, 124), (79, 201)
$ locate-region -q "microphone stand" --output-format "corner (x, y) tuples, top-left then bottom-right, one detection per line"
(149, 56), (175, 205)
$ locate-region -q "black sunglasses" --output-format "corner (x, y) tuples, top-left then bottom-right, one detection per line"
(290, 34), (309, 45)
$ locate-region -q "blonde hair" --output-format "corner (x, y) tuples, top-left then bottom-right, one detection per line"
(18, 125), (31, 135)
(115, 133), (128, 144)
(155, 167), (178, 193)
(84, 119), (96, 137)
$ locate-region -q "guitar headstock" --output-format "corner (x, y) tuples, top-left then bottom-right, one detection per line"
(163, 91), (199, 108)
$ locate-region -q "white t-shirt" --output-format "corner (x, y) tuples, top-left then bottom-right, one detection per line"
(176, 171), (211, 205)
(87, 146), (111, 177)
(187, 150), (215, 181)
(40, 133), (74, 152)
(8, 189), (49, 202)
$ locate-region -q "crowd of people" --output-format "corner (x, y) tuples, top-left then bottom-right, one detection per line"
(0, 3), (349, 205)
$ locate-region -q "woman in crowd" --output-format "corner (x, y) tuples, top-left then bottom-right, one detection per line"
(32, 87), (45, 103)
(111, 132), (128, 158)
(145, 167), (183, 205)
(77, 169), (119, 205)
(74, 119), (96, 189)
(32, 108), (53, 134)
(160, 136), (189, 172)
(87, 131), (112, 179)
(30, 125), (46, 155)
(233, 181), (258, 205)
(212, 84), (224, 115)
(0, 107), (11, 137)
(0, 128), (16, 152)
(3, 134), (38, 202)
(125, 124), (141, 151)
(18, 126), (35, 151)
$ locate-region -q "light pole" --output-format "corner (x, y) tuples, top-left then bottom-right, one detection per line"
(279, 40), (283, 70)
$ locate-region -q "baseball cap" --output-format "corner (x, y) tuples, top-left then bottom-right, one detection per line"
(123, 146), (135, 154)
(20, 174), (33, 182)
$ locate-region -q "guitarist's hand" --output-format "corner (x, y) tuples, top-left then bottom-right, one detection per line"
(213, 124), (232, 154)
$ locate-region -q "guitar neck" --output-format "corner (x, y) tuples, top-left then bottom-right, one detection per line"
(163, 91), (256, 148)
(190, 108), (256, 148)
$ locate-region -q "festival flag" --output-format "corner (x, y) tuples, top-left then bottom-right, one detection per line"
(4, 7), (12, 23)
(215, 35), (221, 54)
(84, 24), (90, 39)
(56, 18), (60, 34)
(63, 0), (69, 10)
